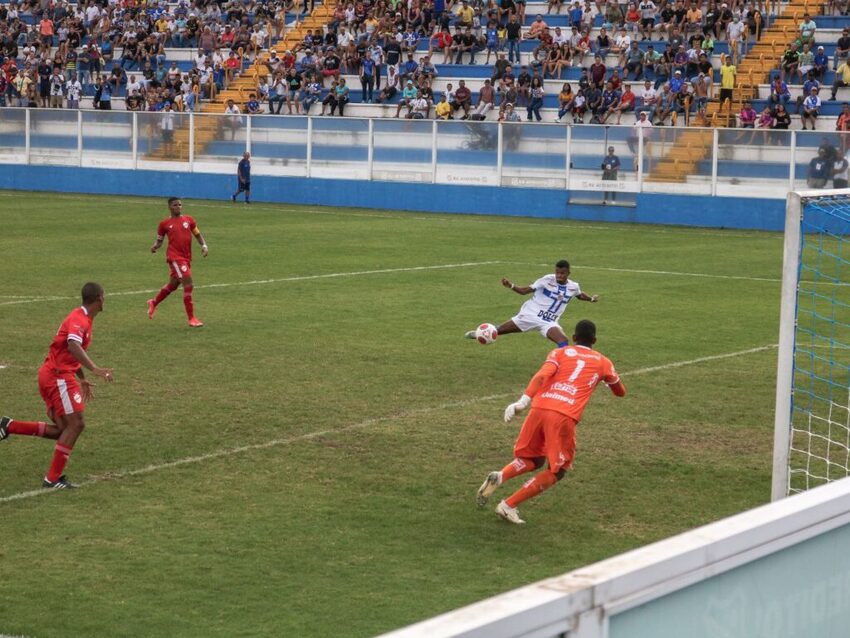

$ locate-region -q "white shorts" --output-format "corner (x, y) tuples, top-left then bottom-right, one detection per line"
(511, 312), (561, 337)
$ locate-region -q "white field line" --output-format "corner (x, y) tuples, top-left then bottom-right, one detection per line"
(0, 192), (776, 239)
(0, 259), (819, 309)
(0, 261), (501, 307)
(505, 261), (850, 286)
(0, 344), (777, 504)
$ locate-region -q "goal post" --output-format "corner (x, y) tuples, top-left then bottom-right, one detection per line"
(773, 189), (850, 501)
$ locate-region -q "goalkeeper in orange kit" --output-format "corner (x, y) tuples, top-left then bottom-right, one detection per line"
(477, 319), (626, 524)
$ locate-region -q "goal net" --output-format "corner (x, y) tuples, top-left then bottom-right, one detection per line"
(774, 190), (850, 500)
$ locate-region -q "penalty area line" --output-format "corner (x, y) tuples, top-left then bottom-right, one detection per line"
(0, 261), (503, 307)
(0, 344), (777, 504)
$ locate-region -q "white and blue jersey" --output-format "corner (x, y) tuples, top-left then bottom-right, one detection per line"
(512, 274), (581, 336)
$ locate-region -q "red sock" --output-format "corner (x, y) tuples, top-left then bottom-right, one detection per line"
(46, 442), (74, 482)
(153, 282), (178, 305)
(183, 284), (194, 319)
(8, 420), (47, 437)
(505, 471), (558, 508)
(500, 457), (536, 482)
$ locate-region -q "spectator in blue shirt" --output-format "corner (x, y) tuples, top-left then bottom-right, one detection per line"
(232, 151), (251, 204)
(601, 146), (621, 204)
(301, 77), (322, 113)
(246, 93), (262, 114)
(769, 76), (791, 109)
(813, 46), (828, 82)
(485, 23), (499, 64)
(400, 54), (419, 86)
(360, 53), (376, 102)
(669, 69), (684, 94)
(569, 2), (583, 28)
(797, 73), (820, 113)
(807, 147), (831, 188)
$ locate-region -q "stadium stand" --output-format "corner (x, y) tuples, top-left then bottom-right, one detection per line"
(1, 0), (848, 191)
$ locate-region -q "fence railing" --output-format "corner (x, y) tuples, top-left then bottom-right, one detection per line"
(0, 107), (841, 200)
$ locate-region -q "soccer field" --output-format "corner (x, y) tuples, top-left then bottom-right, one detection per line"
(0, 191), (784, 638)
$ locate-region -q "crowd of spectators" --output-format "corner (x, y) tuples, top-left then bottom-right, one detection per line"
(750, 18), (850, 133)
(234, 0), (766, 126)
(0, 0), (846, 135)
(0, 0), (293, 110)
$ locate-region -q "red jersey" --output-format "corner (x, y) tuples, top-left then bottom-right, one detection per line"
(43, 306), (92, 375)
(530, 345), (620, 421)
(157, 214), (197, 262)
(434, 32), (453, 47)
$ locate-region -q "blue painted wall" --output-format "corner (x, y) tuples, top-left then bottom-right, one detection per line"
(0, 164), (785, 231)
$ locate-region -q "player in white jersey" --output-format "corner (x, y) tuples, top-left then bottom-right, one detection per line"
(464, 260), (599, 346)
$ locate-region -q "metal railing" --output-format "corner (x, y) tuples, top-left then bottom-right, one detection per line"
(0, 107), (838, 200)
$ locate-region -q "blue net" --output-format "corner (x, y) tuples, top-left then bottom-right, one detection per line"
(790, 194), (850, 493)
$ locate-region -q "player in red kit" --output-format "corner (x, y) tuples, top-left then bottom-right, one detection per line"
(147, 197), (209, 327)
(0, 282), (114, 489)
(476, 319), (626, 524)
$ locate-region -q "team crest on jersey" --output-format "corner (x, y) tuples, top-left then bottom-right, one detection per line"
(73, 392), (82, 404)
(565, 348), (578, 357)
(182, 222), (189, 229)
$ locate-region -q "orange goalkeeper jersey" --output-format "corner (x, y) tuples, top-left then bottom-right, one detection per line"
(530, 345), (621, 421)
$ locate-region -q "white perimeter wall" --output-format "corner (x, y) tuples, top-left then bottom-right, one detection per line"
(378, 477), (850, 638)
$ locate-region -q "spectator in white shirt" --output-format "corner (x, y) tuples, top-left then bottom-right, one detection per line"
(638, 79), (657, 119)
(613, 28), (631, 68)
(65, 73), (82, 109)
(407, 92), (430, 118)
(801, 87), (822, 130)
(628, 110), (653, 160)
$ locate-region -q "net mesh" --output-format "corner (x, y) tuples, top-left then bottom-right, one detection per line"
(789, 194), (850, 494)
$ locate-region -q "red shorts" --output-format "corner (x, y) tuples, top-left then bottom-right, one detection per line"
(38, 366), (85, 418)
(168, 258), (192, 280)
(513, 408), (577, 472)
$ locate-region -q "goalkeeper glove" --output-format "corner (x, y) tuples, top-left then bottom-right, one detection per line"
(504, 394), (531, 422)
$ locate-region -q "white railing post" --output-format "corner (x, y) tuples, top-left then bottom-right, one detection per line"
(24, 108), (31, 164)
(188, 112), (195, 171)
(367, 117), (374, 180)
(789, 130), (797, 190)
(497, 121), (503, 185)
(566, 124), (572, 190)
(132, 111), (138, 169)
(431, 120), (438, 184)
(77, 109), (83, 167)
(637, 126), (644, 191)
(306, 116), (313, 178)
(246, 113), (252, 154)
(711, 127), (719, 196)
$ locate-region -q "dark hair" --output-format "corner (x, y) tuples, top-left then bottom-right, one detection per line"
(167, 196), (181, 204)
(555, 259), (570, 269)
(81, 282), (104, 304)
(573, 319), (596, 344)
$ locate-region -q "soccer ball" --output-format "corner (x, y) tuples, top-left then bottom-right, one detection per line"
(475, 323), (498, 345)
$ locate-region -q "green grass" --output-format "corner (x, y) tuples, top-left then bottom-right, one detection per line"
(0, 191), (785, 637)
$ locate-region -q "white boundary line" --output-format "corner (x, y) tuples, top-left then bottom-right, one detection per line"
(505, 261), (850, 286)
(0, 258), (820, 309)
(0, 191), (777, 239)
(0, 344), (777, 504)
(0, 261), (502, 307)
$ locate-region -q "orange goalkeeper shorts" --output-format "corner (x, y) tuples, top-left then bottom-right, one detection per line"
(513, 407), (577, 473)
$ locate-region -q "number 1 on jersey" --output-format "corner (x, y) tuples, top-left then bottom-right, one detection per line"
(567, 359), (586, 383)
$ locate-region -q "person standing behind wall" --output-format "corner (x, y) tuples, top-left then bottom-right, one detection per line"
(232, 152), (251, 204)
